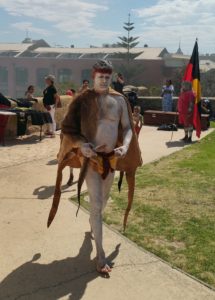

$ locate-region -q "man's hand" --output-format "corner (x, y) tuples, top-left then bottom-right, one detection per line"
(80, 143), (96, 158)
(114, 145), (128, 157)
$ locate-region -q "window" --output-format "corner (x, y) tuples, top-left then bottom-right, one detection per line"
(0, 66), (8, 95)
(37, 52), (60, 58)
(15, 88), (26, 98)
(0, 66), (8, 84)
(59, 53), (82, 59)
(58, 69), (72, 83)
(81, 53), (106, 59)
(0, 51), (19, 57)
(36, 68), (49, 89)
(15, 67), (28, 86)
(81, 69), (91, 83)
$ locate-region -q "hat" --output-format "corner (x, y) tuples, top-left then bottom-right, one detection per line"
(45, 74), (55, 82)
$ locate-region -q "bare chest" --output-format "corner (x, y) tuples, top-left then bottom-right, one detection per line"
(97, 94), (121, 121)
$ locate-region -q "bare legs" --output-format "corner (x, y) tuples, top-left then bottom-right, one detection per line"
(85, 167), (115, 273)
(182, 126), (193, 143)
(67, 167), (74, 186)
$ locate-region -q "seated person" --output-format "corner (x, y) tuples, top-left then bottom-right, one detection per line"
(0, 92), (11, 107)
(25, 85), (38, 102)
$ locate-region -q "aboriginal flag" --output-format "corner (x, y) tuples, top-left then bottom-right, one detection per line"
(183, 40), (201, 137)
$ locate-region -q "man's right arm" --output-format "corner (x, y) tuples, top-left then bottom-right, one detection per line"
(62, 98), (95, 157)
(61, 98), (85, 145)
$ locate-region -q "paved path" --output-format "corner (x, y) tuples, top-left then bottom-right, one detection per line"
(0, 127), (214, 300)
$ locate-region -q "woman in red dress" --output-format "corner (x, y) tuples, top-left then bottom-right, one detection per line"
(178, 81), (195, 143)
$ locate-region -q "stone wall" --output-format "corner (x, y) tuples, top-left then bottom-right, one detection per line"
(5, 95), (215, 138)
(137, 96), (215, 114)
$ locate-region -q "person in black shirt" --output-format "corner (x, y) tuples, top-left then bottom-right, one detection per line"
(112, 73), (124, 94)
(43, 75), (59, 137)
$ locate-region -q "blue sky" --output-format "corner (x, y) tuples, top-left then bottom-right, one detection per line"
(0, 0), (214, 54)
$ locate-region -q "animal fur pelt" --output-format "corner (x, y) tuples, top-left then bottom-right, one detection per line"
(47, 88), (142, 229)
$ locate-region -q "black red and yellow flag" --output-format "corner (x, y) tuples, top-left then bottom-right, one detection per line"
(183, 40), (201, 137)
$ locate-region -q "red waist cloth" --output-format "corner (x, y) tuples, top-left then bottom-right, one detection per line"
(178, 91), (195, 127)
(134, 125), (141, 135)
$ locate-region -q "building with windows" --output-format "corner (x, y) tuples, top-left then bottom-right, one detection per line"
(1, 40), (214, 98)
(0, 40), (171, 97)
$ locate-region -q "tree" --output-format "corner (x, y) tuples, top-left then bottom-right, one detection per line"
(117, 13), (139, 63)
(201, 69), (215, 97)
(115, 14), (143, 84)
(171, 66), (186, 96)
(171, 67), (215, 97)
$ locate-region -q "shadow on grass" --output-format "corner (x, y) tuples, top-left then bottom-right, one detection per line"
(0, 232), (121, 300)
(166, 140), (198, 148)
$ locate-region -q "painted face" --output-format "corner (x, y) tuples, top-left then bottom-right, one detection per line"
(94, 72), (112, 93)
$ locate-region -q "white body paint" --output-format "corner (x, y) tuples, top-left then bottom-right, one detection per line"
(81, 78), (132, 269)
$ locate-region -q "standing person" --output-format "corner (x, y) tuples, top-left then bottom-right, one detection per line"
(132, 106), (143, 138)
(53, 60), (141, 274)
(112, 73), (124, 94)
(78, 79), (89, 93)
(161, 79), (174, 112)
(24, 85), (38, 102)
(43, 75), (59, 137)
(178, 81), (195, 143)
(65, 88), (76, 186)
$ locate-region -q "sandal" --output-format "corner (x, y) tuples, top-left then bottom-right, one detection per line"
(96, 263), (112, 276)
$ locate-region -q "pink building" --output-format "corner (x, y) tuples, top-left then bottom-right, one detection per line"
(0, 40), (170, 98)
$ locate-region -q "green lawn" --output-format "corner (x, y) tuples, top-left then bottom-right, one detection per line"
(210, 121), (215, 128)
(73, 128), (215, 287)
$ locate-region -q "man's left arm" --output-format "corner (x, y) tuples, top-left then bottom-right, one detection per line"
(114, 97), (132, 157)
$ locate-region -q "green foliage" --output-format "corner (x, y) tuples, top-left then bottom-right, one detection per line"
(55, 81), (78, 95)
(147, 85), (161, 96)
(116, 63), (144, 85)
(171, 66), (186, 96)
(201, 69), (215, 97)
(117, 14), (139, 63)
(210, 121), (215, 128)
(171, 66), (215, 97)
(115, 14), (142, 84)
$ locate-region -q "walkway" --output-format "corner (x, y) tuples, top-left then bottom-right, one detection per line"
(0, 127), (214, 300)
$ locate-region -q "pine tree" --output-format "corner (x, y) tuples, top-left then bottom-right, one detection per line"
(118, 13), (139, 63)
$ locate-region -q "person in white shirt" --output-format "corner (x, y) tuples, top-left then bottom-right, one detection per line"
(161, 79), (174, 112)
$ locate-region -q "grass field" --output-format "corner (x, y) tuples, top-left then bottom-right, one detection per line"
(74, 126), (215, 287)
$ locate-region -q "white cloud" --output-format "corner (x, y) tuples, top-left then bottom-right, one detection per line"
(11, 22), (51, 36)
(0, 0), (119, 43)
(133, 0), (215, 53)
